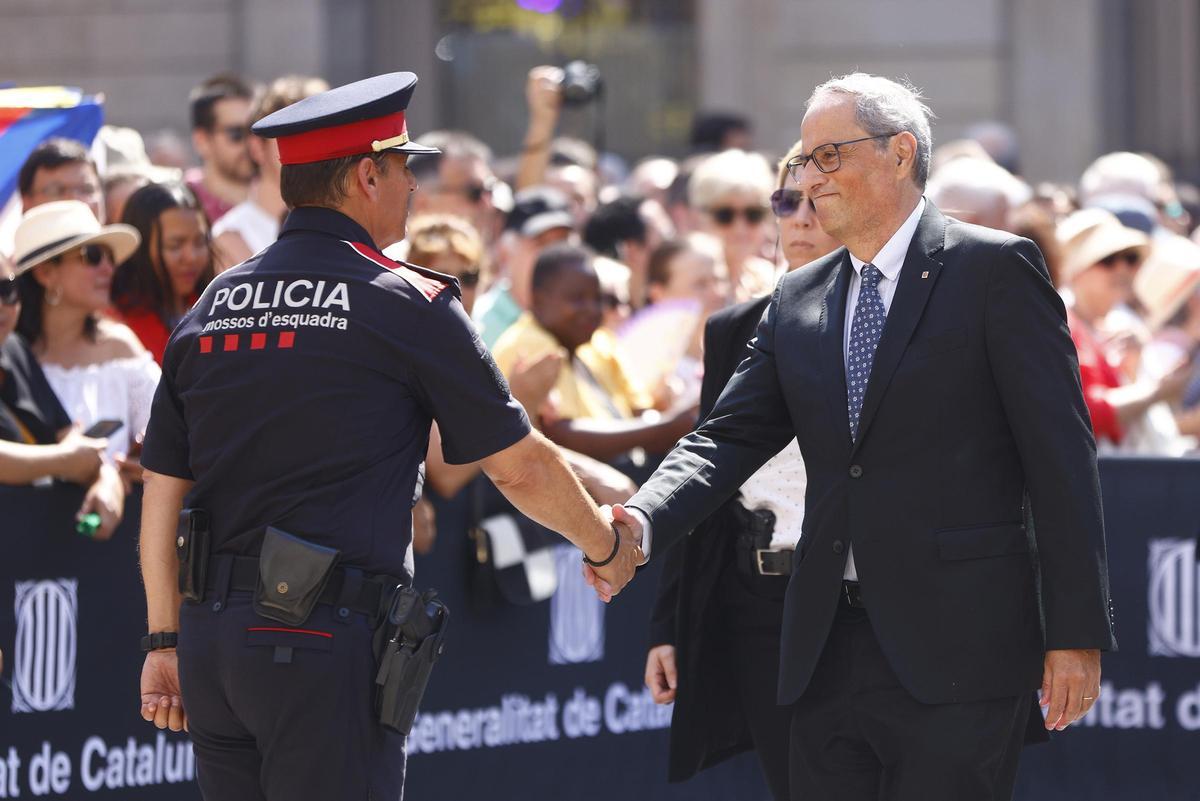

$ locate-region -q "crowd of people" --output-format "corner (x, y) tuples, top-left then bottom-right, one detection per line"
(3, 64), (1200, 541)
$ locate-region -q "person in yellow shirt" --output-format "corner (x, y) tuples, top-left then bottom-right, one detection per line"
(493, 244), (695, 461)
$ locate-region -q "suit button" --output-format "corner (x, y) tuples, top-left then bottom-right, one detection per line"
(849, 465), (864, 479)
(832, 540), (845, 554)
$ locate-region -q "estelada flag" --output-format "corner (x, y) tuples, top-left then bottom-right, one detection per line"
(0, 86), (104, 206)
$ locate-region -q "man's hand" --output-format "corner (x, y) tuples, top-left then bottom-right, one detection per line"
(140, 649), (187, 732)
(1040, 648), (1101, 730)
(78, 463), (125, 541)
(645, 644), (678, 704)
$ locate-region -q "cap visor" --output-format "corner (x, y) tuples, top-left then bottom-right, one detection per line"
(387, 142), (441, 155)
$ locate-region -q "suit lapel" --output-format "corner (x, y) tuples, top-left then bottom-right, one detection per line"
(818, 252), (853, 446)
(850, 203), (947, 456)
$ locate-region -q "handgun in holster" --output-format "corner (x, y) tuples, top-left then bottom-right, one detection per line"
(177, 508), (211, 602)
(373, 586), (449, 734)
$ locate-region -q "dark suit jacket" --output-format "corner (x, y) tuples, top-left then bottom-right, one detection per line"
(648, 295), (772, 782)
(629, 202), (1117, 706)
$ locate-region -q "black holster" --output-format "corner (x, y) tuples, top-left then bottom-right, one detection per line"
(373, 586), (448, 734)
(177, 508), (211, 602)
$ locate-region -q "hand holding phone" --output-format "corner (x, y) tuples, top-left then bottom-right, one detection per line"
(84, 419), (123, 438)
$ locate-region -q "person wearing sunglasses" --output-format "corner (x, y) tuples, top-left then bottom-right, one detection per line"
(185, 73), (256, 225)
(12, 201), (159, 483)
(212, 75), (329, 272)
(112, 182), (216, 365)
(1058, 208), (1190, 450)
(689, 149), (777, 302)
(643, 138), (843, 801)
(0, 252), (114, 489)
(772, 138), (843, 270)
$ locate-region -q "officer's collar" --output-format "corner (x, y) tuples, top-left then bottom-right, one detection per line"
(280, 206), (380, 251)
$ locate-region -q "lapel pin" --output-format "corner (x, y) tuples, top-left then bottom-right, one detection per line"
(921, 271), (929, 279)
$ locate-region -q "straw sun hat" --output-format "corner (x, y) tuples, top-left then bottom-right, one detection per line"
(12, 200), (140, 277)
(1056, 207), (1150, 284)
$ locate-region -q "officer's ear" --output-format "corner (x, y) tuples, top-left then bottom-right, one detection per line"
(354, 156), (380, 201)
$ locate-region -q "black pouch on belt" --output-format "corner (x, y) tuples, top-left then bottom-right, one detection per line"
(177, 508), (211, 602)
(374, 586), (449, 734)
(253, 526), (340, 626)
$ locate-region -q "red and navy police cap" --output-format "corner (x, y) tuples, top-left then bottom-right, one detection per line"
(251, 71), (441, 165)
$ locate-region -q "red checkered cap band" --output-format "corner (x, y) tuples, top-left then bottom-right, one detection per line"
(276, 110), (409, 165)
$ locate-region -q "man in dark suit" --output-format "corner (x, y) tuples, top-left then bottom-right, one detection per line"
(591, 73), (1116, 801)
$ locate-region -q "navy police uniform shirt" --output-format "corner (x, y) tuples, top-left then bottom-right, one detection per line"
(141, 207), (531, 578)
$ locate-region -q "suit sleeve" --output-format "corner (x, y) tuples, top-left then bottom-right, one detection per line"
(627, 280), (796, 556)
(985, 237), (1116, 651)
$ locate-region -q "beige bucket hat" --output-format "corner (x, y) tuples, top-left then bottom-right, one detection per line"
(1057, 208), (1150, 284)
(12, 200), (140, 276)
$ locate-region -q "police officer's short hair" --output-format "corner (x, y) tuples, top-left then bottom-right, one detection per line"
(532, 243), (594, 292)
(18, 138), (96, 196)
(279, 152), (391, 209)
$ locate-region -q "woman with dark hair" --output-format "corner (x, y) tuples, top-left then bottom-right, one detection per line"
(113, 181), (214, 364)
(12, 199), (157, 494)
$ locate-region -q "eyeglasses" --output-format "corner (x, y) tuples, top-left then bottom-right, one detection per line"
(1097, 250), (1142, 269)
(708, 206), (768, 226)
(457, 269), (481, 288)
(0, 278), (19, 306)
(219, 125), (250, 143)
(770, 188), (810, 218)
(786, 133), (902, 181)
(55, 244), (112, 268)
(32, 182), (101, 201)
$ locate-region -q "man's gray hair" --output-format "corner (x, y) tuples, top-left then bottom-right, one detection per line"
(807, 73), (935, 188)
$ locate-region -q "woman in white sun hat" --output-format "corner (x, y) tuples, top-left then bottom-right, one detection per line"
(1058, 207), (1190, 452)
(12, 199), (159, 484)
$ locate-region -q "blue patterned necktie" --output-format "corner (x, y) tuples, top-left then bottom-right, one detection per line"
(847, 264), (886, 440)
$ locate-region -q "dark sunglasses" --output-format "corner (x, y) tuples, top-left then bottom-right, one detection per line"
(55, 244), (112, 267)
(1097, 250), (1142, 268)
(220, 125), (250, 143)
(456, 269), (481, 288)
(0, 278), (19, 306)
(709, 206), (768, 226)
(770, 188), (810, 218)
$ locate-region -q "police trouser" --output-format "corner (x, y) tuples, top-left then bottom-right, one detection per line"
(178, 583), (407, 801)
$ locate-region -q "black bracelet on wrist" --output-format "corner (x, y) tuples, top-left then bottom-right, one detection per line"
(583, 524), (622, 568)
(141, 632), (178, 653)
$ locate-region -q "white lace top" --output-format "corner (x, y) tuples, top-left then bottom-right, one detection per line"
(41, 354), (161, 460)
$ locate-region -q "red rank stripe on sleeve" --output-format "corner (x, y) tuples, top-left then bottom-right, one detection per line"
(344, 241), (449, 302)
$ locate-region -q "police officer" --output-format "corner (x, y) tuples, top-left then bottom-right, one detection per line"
(135, 72), (641, 801)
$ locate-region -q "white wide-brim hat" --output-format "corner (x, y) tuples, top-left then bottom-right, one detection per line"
(12, 200), (140, 276)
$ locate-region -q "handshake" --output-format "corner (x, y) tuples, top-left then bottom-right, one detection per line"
(581, 504), (646, 603)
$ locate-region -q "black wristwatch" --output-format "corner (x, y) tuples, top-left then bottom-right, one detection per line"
(141, 632), (179, 653)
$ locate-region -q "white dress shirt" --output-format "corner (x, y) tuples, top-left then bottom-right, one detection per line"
(633, 198), (927, 574)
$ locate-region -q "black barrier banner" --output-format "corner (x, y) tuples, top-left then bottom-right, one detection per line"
(0, 483), (195, 799)
(1012, 456), (1200, 800)
(3, 458), (1199, 800)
